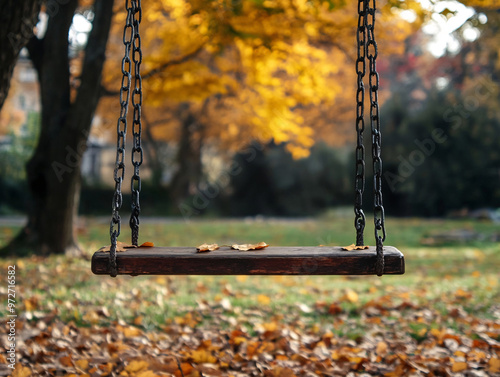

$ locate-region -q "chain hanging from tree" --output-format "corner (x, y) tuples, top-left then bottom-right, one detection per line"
(354, 0), (385, 276)
(130, 0), (143, 247)
(109, 0), (143, 277)
(354, 0), (367, 247)
(366, 0), (385, 276)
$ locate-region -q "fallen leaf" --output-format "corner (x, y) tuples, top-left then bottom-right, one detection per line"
(75, 359), (89, 370)
(341, 289), (359, 303)
(258, 294), (271, 305)
(59, 355), (74, 367)
(140, 241), (154, 247)
(231, 242), (269, 251)
(197, 243), (220, 252)
(137, 371), (161, 377)
(376, 341), (388, 355)
(123, 326), (142, 338)
(489, 358), (500, 373)
(126, 360), (149, 373)
(451, 360), (468, 372)
(12, 366), (32, 377)
(98, 241), (137, 252)
(341, 244), (369, 251)
(189, 349), (217, 364)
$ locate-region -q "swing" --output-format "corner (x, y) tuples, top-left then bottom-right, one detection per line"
(91, 0), (405, 277)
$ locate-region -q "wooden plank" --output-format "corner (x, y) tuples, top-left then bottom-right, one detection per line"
(91, 246), (404, 275)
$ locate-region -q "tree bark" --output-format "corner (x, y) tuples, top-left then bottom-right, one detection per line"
(170, 104), (205, 205)
(0, 0), (41, 110)
(2, 0), (114, 256)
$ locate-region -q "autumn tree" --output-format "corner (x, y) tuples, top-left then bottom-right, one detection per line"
(1, 0), (114, 256)
(0, 0), (41, 109)
(99, 0), (422, 205)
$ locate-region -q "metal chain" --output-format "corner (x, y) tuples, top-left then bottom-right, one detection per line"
(366, 0), (385, 276)
(109, 0), (135, 277)
(354, 0), (367, 247)
(130, 0), (143, 246)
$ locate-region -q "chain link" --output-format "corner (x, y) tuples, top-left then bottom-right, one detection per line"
(130, 0), (143, 246)
(354, 0), (367, 247)
(366, 0), (385, 276)
(109, 0), (135, 277)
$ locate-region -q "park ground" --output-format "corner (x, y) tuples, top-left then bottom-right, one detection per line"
(0, 214), (499, 376)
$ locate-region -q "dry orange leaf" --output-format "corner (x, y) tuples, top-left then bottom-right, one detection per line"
(59, 355), (74, 367)
(98, 241), (136, 252)
(340, 288), (359, 303)
(11, 366), (32, 377)
(231, 242), (269, 251)
(257, 294), (271, 305)
(99, 240), (155, 252)
(376, 341), (388, 355)
(451, 360), (468, 372)
(197, 243), (220, 252)
(125, 360), (149, 373)
(341, 244), (369, 251)
(489, 358), (500, 373)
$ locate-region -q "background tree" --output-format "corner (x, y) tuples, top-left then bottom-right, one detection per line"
(98, 0), (422, 205)
(2, 0), (114, 256)
(0, 0), (41, 109)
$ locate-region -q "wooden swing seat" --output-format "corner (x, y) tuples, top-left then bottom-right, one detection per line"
(91, 246), (404, 275)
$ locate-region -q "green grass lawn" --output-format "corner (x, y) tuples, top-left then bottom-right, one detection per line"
(1, 215), (499, 376)
(1, 214), (498, 329)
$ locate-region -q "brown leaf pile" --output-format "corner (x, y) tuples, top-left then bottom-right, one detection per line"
(3, 298), (499, 377)
(1, 254), (498, 377)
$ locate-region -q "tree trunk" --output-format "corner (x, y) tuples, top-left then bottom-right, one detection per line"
(2, 0), (114, 256)
(142, 113), (165, 187)
(0, 0), (41, 109)
(170, 104), (205, 205)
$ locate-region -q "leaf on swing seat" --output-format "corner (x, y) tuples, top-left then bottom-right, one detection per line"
(231, 242), (269, 251)
(341, 244), (369, 251)
(139, 241), (154, 247)
(197, 243), (220, 252)
(98, 241), (137, 253)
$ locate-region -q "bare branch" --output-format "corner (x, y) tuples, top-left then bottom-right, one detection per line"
(143, 44), (205, 79)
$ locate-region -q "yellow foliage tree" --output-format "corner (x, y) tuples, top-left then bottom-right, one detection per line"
(98, 0), (422, 200)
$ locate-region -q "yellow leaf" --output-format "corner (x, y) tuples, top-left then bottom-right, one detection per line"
(196, 243), (219, 252)
(126, 360), (149, 373)
(376, 341), (388, 355)
(190, 349), (217, 364)
(98, 241), (137, 253)
(257, 294), (271, 305)
(232, 242), (269, 251)
(451, 361), (468, 372)
(232, 336), (247, 345)
(341, 244), (369, 251)
(11, 366), (32, 377)
(123, 326), (142, 338)
(137, 371), (161, 377)
(75, 359), (89, 370)
(342, 289), (359, 303)
(489, 358), (500, 373)
(384, 364), (405, 377)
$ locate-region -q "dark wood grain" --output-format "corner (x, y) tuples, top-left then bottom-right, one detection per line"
(91, 246), (404, 276)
